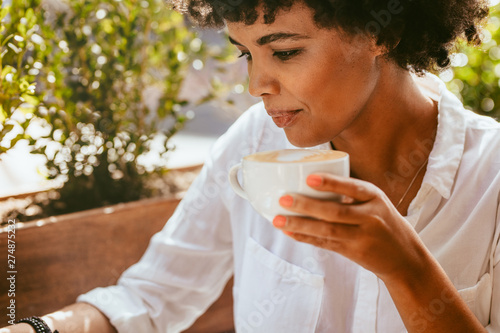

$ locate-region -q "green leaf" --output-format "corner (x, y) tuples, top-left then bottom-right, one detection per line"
(2, 123), (15, 133)
(0, 105), (6, 122)
(19, 79), (30, 91)
(10, 133), (25, 147)
(101, 19), (115, 34)
(25, 8), (36, 28)
(0, 7), (9, 21)
(15, 108), (32, 117)
(0, 65), (14, 79)
(21, 93), (39, 106)
(17, 23), (27, 37)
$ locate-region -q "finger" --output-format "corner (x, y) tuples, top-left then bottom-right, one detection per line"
(286, 232), (346, 254)
(273, 215), (360, 240)
(279, 194), (364, 224)
(306, 174), (379, 202)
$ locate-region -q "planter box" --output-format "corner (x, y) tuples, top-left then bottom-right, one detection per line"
(0, 197), (234, 332)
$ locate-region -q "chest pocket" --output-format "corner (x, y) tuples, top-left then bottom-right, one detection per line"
(234, 238), (324, 333)
(457, 273), (492, 326)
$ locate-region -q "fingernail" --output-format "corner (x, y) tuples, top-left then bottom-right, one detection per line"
(279, 195), (294, 207)
(273, 215), (287, 228)
(283, 231), (294, 237)
(341, 196), (354, 204)
(307, 175), (323, 187)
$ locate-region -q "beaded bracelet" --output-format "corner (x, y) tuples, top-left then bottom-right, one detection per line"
(16, 316), (59, 333)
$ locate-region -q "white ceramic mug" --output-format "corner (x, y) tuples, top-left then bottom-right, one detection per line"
(228, 149), (350, 222)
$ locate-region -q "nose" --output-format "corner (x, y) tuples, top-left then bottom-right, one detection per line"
(247, 62), (280, 97)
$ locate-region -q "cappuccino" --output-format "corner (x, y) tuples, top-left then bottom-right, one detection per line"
(244, 149), (347, 163)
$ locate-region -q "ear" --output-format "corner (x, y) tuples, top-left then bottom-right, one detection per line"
(336, 29), (373, 56)
(341, 28), (384, 56)
(377, 21), (405, 56)
(372, 41), (389, 57)
(351, 25), (402, 58)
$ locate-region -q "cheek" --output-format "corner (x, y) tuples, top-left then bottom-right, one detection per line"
(306, 53), (378, 109)
(294, 65), (359, 112)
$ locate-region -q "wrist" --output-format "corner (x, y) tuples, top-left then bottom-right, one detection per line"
(16, 316), (58, 333)
(8, 323), (37, 333)
(379, 229), (437, 288)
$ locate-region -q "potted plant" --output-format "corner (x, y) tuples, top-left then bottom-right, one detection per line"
(1, 0), (236, 220)
(0, 0), (39, 155)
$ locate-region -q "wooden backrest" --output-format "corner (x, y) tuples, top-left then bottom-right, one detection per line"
(0, 197), (234, 332)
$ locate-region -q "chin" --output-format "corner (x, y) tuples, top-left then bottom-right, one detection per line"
(285, 132), (327, 148)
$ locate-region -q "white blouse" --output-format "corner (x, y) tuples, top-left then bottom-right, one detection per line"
(78, 73), (500, 332)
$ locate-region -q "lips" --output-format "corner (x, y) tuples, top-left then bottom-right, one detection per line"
(267, 109), (302, 128)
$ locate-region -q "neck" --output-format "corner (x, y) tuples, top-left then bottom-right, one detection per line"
(331, 62), (438, 205)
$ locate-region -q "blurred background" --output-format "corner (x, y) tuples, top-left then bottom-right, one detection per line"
(1, 0), (500, 222)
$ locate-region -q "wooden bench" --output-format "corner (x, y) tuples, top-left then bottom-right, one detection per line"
(0, 197), (234, 332)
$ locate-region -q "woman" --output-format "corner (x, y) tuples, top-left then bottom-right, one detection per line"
(6, 0), (498, 332)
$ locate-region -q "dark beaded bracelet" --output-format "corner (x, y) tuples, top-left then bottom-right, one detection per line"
(16, 316), (59, 333)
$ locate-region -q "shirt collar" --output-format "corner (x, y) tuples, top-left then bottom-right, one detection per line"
(414, 73), (466, 201)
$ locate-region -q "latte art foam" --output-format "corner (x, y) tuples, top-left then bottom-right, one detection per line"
(245, 149), (347, 163)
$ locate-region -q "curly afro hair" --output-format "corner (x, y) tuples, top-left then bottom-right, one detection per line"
(169, 0), (489, 73)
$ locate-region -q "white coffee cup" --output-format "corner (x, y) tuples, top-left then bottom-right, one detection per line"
(228, 149), (349, 222)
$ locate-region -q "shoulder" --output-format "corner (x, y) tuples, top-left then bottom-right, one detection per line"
(461, 109), (500, 161)
(461, 107), (500, 131)
(434, 75), (500, 168)
(427, 78), (500, 202)
(449, 108), (500, 195)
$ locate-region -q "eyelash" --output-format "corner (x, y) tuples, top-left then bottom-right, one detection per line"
(237, 52), (251, 61)
(238, 49), (302, 62)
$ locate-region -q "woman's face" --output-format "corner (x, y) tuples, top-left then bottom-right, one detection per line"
(226, 3), (384, 147)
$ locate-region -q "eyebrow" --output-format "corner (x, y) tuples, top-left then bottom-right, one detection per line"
(228, 32), (311, 47)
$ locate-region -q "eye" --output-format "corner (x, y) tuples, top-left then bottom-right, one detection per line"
(274, 49), (302, 61)
(238, 51), (252, 61)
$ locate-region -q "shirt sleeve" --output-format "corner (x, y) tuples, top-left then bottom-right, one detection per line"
(487, 195), (500, 332)
(76, 105), (266, 333)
